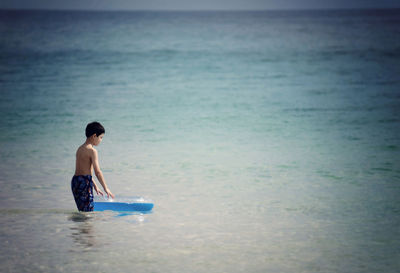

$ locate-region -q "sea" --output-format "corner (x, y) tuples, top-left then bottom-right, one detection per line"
(0, 9), (399, 273)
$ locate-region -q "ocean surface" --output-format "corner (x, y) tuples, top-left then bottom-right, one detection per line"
(0, 9), (400, 272)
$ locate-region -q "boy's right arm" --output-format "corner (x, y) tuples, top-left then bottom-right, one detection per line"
(92, 148), (115, 199)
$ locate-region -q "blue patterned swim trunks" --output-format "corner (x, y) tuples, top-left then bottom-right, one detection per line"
(71, 175), (94, 212)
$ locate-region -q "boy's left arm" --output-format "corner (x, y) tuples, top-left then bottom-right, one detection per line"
(92, 148), (114, 198)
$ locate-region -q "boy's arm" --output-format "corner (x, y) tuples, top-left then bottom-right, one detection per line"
(92, 148), (115, 199)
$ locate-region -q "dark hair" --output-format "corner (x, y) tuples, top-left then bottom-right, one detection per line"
(85, 121), (105, 138)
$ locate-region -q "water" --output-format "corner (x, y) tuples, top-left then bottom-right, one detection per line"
(1, 9), (400, 272)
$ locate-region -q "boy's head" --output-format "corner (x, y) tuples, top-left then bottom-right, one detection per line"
(85, 121), (105, 138)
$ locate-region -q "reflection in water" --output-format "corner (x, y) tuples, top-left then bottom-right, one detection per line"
(68, 212), (97, 249)
(67, 211), (149, 250)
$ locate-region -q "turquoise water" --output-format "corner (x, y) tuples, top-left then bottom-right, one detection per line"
(1, 9), (400, 272)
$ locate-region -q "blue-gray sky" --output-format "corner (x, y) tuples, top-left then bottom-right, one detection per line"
(1, 0), (400, 10)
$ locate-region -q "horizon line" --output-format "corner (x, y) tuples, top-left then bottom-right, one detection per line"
(1, 7), (400, 12)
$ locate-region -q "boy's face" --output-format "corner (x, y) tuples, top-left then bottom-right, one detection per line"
(93, 133), (104, 146)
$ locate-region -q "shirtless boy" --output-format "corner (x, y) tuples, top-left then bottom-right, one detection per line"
(71, 121), (114, 212)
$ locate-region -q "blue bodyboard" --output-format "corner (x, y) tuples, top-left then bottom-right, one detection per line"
(94, 196), (154, 212)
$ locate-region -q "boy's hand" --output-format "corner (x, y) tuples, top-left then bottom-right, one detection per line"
(93, 183), (104, 196)
(95, 188), (104, 196)
(105, 188), (115, 199)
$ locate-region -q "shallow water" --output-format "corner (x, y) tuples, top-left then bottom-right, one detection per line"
(0, 9), (400, 272)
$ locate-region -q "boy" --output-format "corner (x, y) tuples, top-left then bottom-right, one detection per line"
(71, 121), (114, 212)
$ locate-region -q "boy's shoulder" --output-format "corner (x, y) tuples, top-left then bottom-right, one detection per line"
(76, 144), (97, 155)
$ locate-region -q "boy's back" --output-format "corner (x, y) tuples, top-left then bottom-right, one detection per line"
(75, 144), (95, 176)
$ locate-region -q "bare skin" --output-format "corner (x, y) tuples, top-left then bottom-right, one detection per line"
(74, 133), (114, 199)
